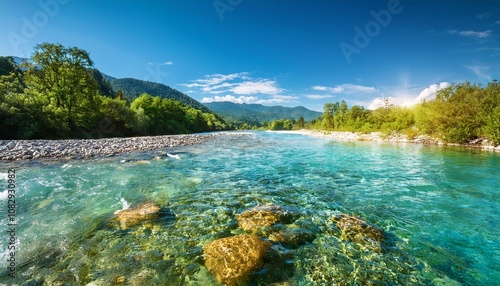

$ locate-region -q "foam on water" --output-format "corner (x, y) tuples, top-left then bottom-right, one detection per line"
(166, 153), (181, 160)
(114, 198), (130, 214)
(0, 191), (7, 200)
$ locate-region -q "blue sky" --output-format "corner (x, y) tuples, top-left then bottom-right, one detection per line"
(1, 0), (499, 111)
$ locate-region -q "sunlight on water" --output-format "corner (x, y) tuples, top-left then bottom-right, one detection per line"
(1, 132), (499, 285)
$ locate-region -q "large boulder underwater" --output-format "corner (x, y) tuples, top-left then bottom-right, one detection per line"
(330, 213), (386, 252)
(203, 235), (271, 286)
(113, 202), (173, 230)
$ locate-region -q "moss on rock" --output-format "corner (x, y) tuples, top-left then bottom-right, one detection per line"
(114, 202), (162, 230)
(330, 214), (385, 251)
(236, 204), (297, 234)
(203, 235), (271, 286)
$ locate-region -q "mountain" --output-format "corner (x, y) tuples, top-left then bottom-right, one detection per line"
(203, 102), (322, 125)
(109, 77), (211, 113)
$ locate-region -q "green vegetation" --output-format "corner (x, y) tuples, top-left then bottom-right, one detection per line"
(260, 82), (500, 146)
(0, 43), (229, 139)
(2, 43), (497, 145)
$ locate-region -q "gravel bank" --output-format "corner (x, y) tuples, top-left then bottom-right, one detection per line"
(272, 130), (500, 152)
(0, 133), (228, 161)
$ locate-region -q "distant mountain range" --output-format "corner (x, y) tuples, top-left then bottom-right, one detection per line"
(204, 102), (322, 126)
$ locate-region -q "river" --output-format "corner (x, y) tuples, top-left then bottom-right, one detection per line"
(1, 131), (498, 285)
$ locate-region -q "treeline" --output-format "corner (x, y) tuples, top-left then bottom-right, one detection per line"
(237, 117), (302, 131)
(0, 43), (229, 140)
(256, 81), (500, 145)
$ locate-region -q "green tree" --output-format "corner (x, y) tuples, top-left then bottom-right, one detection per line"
(480, 81), (500, 145)
(0, 56), (17, 76)
(321, 104), (334, 130)
(91, 69), (114, 97)
(294, 116), (305, 129)
(335, 100), (349, 128)
(269, 120), (285, 130)
(23, 43), (101, 131)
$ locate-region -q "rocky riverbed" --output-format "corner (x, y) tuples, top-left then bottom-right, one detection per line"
(0, 133), (231, 161)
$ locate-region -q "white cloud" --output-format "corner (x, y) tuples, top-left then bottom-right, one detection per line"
(185, 73), (300, 105)
(311, 86), (328, 91)
(311, 84), (377, 94)
(231, 80), (283, 95)
(367, 97), (396, 110)
(148, 61), (173, 66)
(182, 73), (247, 89)
(203, 73), (246, 85)
(201, 94), (298, 105)
(201, 82), (236, 94)
(413, 82), (450, 103)
(201, 95), (258, 104)
(268, 95), (299, 101)
(363, 82), (451, 110)
(306, 94), (334, 99)
(448, 29), (492, 38)
(466, 65), (491, 80)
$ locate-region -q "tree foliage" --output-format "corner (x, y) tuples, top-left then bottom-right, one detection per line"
(259, 82), (499, 146)
(415, 81), (500, 144)
(0, 43), (229, 139)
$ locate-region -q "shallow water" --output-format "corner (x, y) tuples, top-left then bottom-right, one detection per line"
(1, 131), (499, 285)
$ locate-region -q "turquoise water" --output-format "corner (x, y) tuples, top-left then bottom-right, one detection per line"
(1, 131), (499, 285)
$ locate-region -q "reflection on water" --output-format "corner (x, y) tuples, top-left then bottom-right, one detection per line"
(1, 132), (499, 285)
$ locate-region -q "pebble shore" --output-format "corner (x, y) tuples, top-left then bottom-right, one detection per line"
(272, 130), (500, 152)
(2, 130), (499, 161)
(0, 133), (226, 161)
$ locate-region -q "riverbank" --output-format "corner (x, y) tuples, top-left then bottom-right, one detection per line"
(272, 130), (500, 152)
(0, 133), (231, 161)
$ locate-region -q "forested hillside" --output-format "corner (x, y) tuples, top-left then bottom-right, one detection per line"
(110, 78), (211, 113)
(0, 43), (229, 140)
(204, 102), (322, 126)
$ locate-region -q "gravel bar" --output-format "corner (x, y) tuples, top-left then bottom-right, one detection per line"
(0, 133), (230, 161)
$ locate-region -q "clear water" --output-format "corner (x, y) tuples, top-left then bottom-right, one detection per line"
(1, 132), (499, 285)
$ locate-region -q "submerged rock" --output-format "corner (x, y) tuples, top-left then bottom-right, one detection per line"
(330, 214), (385, 250)
(236, 204), (297, 234)
(114, 202), (163, 230)
(268, 228), (317, 248)
(203, 235), (271, 286)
